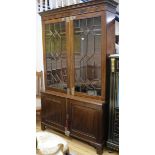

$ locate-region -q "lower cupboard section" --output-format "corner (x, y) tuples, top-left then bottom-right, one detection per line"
(41, 93), (67, 133)
(41, 93), (108, 154)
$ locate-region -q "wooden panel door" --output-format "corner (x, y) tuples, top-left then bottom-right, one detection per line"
(68, 99), (103, 143)
(41, 94), (66, 132)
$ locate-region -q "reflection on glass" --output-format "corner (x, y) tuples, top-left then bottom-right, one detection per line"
(45, 22), (67, 91)
(74, 16), (102, 96)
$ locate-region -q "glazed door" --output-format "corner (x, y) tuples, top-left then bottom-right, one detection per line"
(43, 19), (69, 93)
(70, 13), (103, 99)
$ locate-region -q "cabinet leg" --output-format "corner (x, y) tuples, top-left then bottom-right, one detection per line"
(65, 148), (70, 155)
(41, 123), (46, 131)
(96, 146), (103, 155)
(108, 149), (113, 153)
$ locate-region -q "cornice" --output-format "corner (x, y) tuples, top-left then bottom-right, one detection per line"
(39, 0), (118, 17)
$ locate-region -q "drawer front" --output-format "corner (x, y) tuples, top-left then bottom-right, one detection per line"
(68, 99), (104, 143)
(41, 94), (66, 131)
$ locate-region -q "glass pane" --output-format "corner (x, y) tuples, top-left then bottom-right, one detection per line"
(45, 22), (67, 91)
(74, 16), (102, 96)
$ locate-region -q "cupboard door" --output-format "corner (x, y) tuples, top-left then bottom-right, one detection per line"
(42, 94), (66, 132)
(72, 15), (102, 97)
(69, 99), (103, 142)
(44, 21), (68, 92)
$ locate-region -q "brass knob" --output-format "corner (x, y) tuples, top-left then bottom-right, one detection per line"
(71, 87), (75, 95)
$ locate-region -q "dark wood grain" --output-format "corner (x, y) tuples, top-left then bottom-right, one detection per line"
(39, 0), (118, 154)
(41, 93), (66, 132)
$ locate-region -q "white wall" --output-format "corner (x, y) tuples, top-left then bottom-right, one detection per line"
(36, 13), (43, 72)
(115, 21), (119, 36)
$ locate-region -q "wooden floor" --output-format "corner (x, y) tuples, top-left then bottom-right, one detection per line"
(36, 120), (118, 155)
